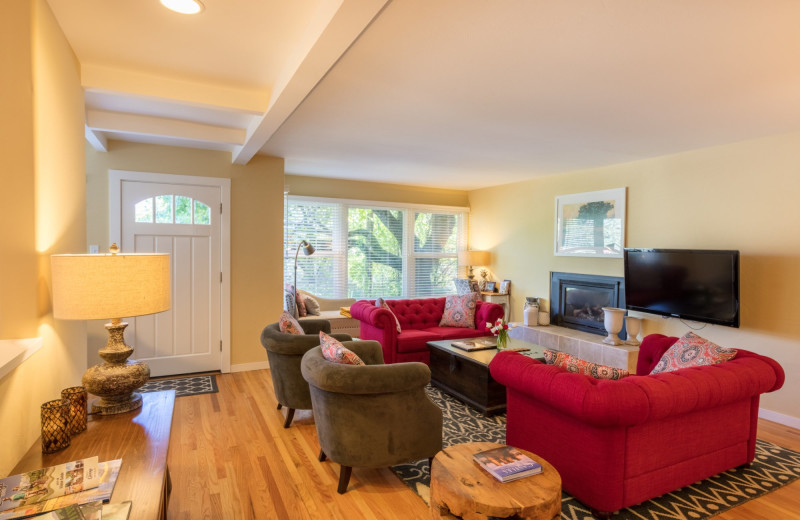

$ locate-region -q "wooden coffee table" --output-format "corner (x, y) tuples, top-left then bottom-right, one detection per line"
(427, 337), (546, 415)
(430, 441), (561, 519)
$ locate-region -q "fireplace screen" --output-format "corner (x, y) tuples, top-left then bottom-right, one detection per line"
(550, 272), (626, 337)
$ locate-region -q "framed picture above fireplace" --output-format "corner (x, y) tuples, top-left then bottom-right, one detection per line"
(554, 187), (626, 258)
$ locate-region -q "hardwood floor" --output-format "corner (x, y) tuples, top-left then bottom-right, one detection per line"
(166, 370), (800, 519)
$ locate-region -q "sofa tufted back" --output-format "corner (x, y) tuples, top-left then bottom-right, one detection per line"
(382, 297), (492, 330)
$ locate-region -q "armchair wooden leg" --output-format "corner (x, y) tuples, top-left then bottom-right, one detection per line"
(590, 509), (613, 519)
(318, 450), (327, 462)
(337, 465), (352, 494)
(277, 403), (282, 410)
(283, 408), (295, 428)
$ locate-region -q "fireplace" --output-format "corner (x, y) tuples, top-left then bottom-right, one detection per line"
(550, 272), (626, 338)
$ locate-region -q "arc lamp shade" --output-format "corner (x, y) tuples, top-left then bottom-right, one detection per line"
(51, 253), (171, 320)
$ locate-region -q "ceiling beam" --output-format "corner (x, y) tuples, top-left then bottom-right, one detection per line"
(82, 64), (269, 114)
(87, 110), (246, 145)
(232, 0), (390, 164)
(84, 125), (107, 151)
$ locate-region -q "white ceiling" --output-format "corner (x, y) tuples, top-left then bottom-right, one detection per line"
(48, 0), (800, 190)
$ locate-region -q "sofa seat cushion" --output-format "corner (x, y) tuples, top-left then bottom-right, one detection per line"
(423, 326), (485, 341)
(396, 329), (442, 353)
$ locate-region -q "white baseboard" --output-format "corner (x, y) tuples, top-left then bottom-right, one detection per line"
(230, 360), (270, 373)
(759, 408), (800, 430)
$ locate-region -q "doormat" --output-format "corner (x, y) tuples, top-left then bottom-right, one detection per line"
(139, 374), (218, 397)
(391, 386), (800, 520)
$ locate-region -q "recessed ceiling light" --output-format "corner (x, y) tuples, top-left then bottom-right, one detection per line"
(160, 0), (204, 14)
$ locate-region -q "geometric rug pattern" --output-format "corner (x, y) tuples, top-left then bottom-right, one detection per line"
(139, 374), (218, 397)
(391, 385), (800, 520)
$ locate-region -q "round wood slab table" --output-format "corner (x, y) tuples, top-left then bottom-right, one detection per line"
(430, 441), (561, 520)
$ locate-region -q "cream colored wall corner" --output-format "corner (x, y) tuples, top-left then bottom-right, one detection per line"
(468, 132), (800, 422)
(85, 142), (285, 368)
(0, 0), (87, 475)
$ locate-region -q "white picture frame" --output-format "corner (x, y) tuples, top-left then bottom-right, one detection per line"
(554, 188), (626, 258)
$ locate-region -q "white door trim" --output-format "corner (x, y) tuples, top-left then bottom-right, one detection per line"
(108, 169), (232, 373)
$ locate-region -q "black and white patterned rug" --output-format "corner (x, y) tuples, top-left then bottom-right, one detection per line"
(391, 386), (800, 519)
(139, 374), (218, 397)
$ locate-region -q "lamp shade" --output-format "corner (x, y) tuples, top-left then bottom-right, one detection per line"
(51, 253), (170, 320)
(458, 250), (490, 266)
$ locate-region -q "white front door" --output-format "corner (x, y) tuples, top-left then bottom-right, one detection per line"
(111, 171), (230, 376)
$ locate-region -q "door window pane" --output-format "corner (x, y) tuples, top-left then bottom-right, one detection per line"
(194, 201), (211, 225)
(175, 196), (192, 224)
(155, 195), (173, 223)
(135, 198), (153, 223)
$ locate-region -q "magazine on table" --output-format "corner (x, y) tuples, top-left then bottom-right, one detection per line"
(0, 457), (99, 513)
(0, 459), (121, 520)
(451, 337), (497, 351)
(39, 500), (102, 520)
(473, 445), (542, 483)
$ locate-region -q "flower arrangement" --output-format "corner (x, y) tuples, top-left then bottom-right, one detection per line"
(486, 317), (514, 349)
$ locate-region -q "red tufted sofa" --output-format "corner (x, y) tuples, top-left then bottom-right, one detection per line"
(350, 297), (504, 365)
(489, 333), (785, 517)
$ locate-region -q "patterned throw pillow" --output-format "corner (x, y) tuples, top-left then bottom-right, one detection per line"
(542, 349), (629, 380)
(439, 292), (478, 328)
(650, 332), (737, 374)
(278, 311), (304, 335)
(376, 297), (402, 333)
(284, 284), (307, 317)
(320, 332), (365, 365)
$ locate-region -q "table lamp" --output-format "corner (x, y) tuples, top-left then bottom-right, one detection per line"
(51, 244), (170, 415)
(458, 250), (490, 280)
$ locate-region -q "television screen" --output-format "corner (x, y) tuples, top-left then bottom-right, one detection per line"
(623, 249), (740, 327)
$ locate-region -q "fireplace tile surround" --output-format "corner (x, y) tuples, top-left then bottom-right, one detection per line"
(509, 323), (639, 372)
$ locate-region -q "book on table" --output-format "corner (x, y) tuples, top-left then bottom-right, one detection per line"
(473, 445), (543, 482)
(451, 337), (497, 351)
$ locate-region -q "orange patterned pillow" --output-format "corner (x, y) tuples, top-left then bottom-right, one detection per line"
(542, 349), (629, 380)
(439, 292), (478, 328)
(320, 332), (365, 366)
(650, 332), (737, 374)
(278, 311), (304, 335)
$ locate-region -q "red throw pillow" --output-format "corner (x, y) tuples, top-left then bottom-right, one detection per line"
(650, 332), (737, 374)
(543, 349), (629, 380)
(320, 332), (365, 366)
(376, 297), (401, 333)
(439, 292), (478, 328)
(278, 311), (304, 335)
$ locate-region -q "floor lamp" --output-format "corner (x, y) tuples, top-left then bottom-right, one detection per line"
(51, 245), (171, 415)
(293, 240), (315, 312)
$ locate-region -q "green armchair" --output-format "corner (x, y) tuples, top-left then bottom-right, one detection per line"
(301, 340), (443, 493)
(260, 319), (351, 428)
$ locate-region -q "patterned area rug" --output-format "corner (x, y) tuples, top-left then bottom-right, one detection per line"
(139, 374), (218, 397)
(391, 386), (800, 519)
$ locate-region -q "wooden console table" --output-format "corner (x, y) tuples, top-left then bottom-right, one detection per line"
(12, 390), (175, 520)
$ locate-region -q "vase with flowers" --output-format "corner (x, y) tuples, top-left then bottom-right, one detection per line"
(487, 317), (513, 349)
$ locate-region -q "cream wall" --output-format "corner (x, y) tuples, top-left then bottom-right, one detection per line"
(285, 174), (469, 206)
(0, 0), (87, 475)
(468, 131), (800, 421)
(85, 141), (285, 368)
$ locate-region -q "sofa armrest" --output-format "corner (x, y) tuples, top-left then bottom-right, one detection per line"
(350, 300), (396, 332)
(475, 301), (504, 330)
(490, 350), (784, 427)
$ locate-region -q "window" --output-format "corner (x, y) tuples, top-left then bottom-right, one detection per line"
(285, 197), (467, 299)
(134, 196), (211, 225)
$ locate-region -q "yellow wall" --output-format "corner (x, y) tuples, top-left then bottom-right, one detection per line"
(469, 131), (800, 420)
(285, 174), (469, 207)
(0, 0), (87, 475)
(85, 141), (285, 367)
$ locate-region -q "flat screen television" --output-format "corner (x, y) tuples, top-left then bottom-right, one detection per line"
(623, 248), (740, 328)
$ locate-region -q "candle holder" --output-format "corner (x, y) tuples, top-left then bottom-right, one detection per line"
(41, 399), (71, 453)
(61, 386), (88, 434)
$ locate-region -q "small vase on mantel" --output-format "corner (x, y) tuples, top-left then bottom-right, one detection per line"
(601, 307), (626, 345)
(625, 316), (642, 346)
